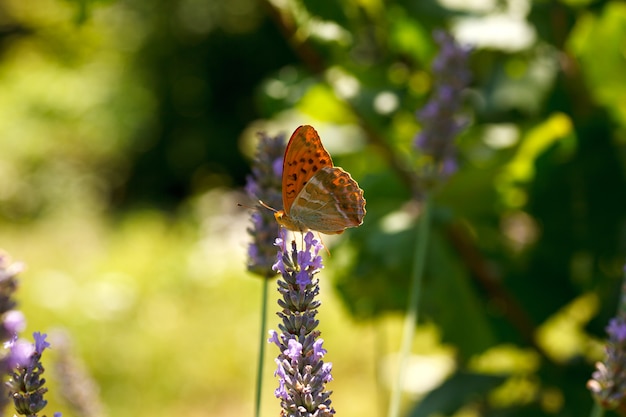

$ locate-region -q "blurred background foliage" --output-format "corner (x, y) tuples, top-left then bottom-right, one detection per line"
(0, 0), (625, 416)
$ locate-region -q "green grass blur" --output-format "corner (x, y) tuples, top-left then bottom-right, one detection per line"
(3, 190), (405, 417)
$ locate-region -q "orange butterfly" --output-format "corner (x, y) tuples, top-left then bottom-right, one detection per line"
(273, 125), (366, 235)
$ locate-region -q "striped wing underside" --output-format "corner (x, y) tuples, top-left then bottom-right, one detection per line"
(289, 166), (366, 234)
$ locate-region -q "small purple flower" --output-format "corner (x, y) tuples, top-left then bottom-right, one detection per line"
(8, 339), (34, 369)
(607, 318), (626, 343)
(33, 332), (50, 354)
(274, 368), (289, 400)
(3, 310), (26, 335)
(297, 250), (313, 271)
(268, 330), (281, 347)
(312, 339), (327, 360)
(246, 132), (286, 278)
(320, 363), (333, 383)
(272, 233), (288, 276)
(302, 234), (324, 271)
(414, 30), (472, 183)
(269, 231), (335, 416)
(285, 339), (303, 362)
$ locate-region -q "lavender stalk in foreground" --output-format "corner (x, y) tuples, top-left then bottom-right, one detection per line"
(0, 253), (60, 417)
(269, 230), (335, 417)
(7, 332), (57, 417)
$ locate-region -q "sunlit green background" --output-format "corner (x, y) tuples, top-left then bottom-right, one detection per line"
(1, 0), (625, 416)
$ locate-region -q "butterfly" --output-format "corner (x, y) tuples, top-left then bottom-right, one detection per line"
(272, 125), (366, 235)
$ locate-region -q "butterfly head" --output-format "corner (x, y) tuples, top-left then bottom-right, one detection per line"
(258, 200), (305, 232)
(274, 210), (306, 232)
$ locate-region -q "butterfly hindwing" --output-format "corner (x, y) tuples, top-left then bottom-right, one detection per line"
(282, 125), (333, 215)
(289, 166), (366, 234)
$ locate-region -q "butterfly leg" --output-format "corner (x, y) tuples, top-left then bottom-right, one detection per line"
(316, 232), (330, 257)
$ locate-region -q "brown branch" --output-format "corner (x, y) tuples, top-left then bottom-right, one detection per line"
(260, 0), (541, 350)
(445, 222), (538, 347)
(258, 0), (325, 75)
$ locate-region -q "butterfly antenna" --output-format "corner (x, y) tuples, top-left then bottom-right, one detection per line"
(237, 202), (259, 211)
(258, 200), (278, 213)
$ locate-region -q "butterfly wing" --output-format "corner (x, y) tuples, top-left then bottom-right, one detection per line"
(282, 125), (333, 215)
(289, 166), (366, 234)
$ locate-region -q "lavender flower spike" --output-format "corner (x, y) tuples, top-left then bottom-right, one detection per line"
(246, 132), (285, 278)
(415, 30), (472, 180)
(587, 264), (626, 409)
(269, 230), (335, 416)
(7, 332), (59, 417)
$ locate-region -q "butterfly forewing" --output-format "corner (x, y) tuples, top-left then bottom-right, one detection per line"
(282, 125), (333, 215)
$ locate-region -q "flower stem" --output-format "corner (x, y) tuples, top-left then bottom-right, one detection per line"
(255, 277), (270, 417)
(388, 194), (432, 417)
(589, 402), (604, 417)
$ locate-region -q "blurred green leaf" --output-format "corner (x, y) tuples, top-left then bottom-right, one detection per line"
(408, 371), (507, 417)
(425, 226), (497, 358)
(568, 2), (626, 125)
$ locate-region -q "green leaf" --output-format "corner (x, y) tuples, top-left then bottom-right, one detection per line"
(407, 371), (507, 417)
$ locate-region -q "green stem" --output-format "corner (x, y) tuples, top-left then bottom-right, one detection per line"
(589, 402), (604, 417)
(255, 277), (270, 417)
(387, 195), (432, 417)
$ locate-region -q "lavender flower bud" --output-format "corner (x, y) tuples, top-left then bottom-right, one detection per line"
(269, 230), (335, 416)
(414, 30), (472, 182)
(246, 132), (285, 278)
(4, 311), (26, 335)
